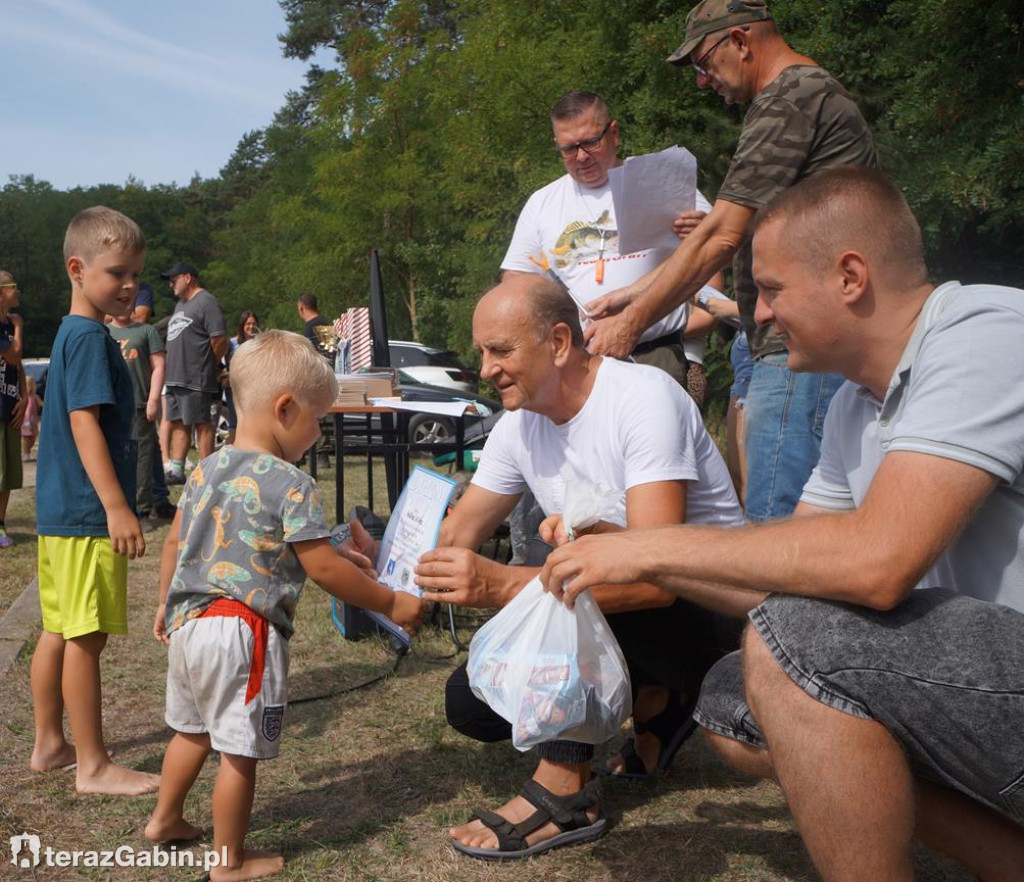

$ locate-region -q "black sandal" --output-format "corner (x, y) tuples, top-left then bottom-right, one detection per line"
(451, 777), (606, 861)
(601, 691), (698, 780)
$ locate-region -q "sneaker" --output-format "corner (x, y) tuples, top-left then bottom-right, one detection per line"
(0, 528), (12, 548)
(140, 516), (159, 534)
(166, 470), (186, 485)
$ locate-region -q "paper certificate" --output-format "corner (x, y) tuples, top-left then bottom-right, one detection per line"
(367, 466), (457, 645)
(615, 145), (698, 256)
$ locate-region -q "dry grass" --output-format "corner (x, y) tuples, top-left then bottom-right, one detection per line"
(0, 463), (38, 617)
(0, 457), (974, 881)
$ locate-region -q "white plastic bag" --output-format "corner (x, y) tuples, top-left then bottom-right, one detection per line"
(467, 577), (631, 750)
(467, 474), (631, 751)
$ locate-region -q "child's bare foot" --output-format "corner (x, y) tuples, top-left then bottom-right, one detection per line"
(144, 816), (203, 844)
(31, 741), (77, 772)
(210, 849), (284, 881)
(76, 762), (160, 796)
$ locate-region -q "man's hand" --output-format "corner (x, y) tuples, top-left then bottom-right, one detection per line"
(585, 285), (638, 321)
(538, 514), (570, 547)
(539, 515), (621, 547)
(541, 533), (650, 608)
(584, 309), (644, 359)
(153, 603), (169, 644)
(388, 591), (426, 636)
(335, 518), (378, 578)
(417, 547), (511, 609)
(145, 398), (159, 422)
(672, 210), (708, 240)
(108, 504), (146, 559)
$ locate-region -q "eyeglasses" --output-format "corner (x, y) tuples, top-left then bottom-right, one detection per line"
(555, 121), (612, 159)
(691, 27), (747, 78)
(0, 283), (18, 290)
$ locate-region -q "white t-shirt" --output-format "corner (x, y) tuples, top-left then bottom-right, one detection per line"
(472, 358), (742, 527)
(501, 168), (713, 344)
(801, 281), (1024, 612)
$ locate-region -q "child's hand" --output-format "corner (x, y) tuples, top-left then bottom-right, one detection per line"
(108, 504), (146, 559)
(153, 604), (169, 645)
(388, 591), (425, 636)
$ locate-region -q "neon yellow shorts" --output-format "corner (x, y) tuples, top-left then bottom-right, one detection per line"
(37, 536), (128, 638)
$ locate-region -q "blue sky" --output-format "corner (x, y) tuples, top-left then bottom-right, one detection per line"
(1, 0), (320, 190)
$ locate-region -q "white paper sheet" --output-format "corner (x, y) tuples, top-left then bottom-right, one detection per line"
(615, 146), (697, 256)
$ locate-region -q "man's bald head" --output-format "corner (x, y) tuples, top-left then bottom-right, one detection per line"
(752, 166), (928, 291)
(476, 276), (584, 348)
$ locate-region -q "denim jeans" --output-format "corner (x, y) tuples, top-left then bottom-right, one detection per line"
(743, 354), (844, 522)
(694, 590), (1024, 823)
(152, 440), (169, 507)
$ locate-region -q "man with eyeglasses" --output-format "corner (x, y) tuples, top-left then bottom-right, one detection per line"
(584, 0), (878, 526)
(0, 271), (27, 548)
(501, 90), (722, 389)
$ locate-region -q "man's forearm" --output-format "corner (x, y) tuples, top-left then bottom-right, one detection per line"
(627, 229), (738, 332)
(638, 513), (913, 611)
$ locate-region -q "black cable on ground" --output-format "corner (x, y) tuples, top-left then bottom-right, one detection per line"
(289, 648), (406, 705)
(289, 619), (466, 704)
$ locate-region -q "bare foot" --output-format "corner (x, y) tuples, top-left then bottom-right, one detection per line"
(76, 762), (160, 796)
(31, 741), (77, 772)
(144, 816), (203, 844)
(210, 849), (284, 881)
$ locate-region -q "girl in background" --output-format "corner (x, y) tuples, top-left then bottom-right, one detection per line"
(223, 310), (260, 444)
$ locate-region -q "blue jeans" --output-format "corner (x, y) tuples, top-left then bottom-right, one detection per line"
(743, 354), (844, 522)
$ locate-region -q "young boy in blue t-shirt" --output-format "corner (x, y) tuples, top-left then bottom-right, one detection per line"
(30, 206), (159, 796)
(146, 330), (424, 881)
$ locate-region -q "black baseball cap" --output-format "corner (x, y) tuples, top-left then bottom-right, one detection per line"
(160, 262), (200, 279)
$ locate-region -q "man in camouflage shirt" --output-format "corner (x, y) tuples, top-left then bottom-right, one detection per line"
(584, 0), (879, 522)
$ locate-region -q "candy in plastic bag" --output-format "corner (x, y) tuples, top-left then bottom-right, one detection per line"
(467, 575), (631, 751)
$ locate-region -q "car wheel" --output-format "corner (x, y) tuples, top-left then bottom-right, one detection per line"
(408, 414), (455, 444)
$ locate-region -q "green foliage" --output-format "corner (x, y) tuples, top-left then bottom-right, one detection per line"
(2, 0), (1021, 386)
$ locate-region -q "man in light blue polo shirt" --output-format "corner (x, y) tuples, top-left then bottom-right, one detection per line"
(541, 167), (1024, 881)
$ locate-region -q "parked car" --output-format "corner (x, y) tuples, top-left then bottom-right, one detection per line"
(388, 341), (478, 393)
(22, 358), (49, 401)
(331, 370), (502, 447)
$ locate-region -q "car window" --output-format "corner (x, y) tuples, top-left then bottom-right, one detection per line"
(389, 345), (429, 367)
(424, 350), (470, 370)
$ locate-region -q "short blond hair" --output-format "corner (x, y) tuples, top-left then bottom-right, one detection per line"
(63, 206), (146, 263)
(230, 330), (338, 414)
